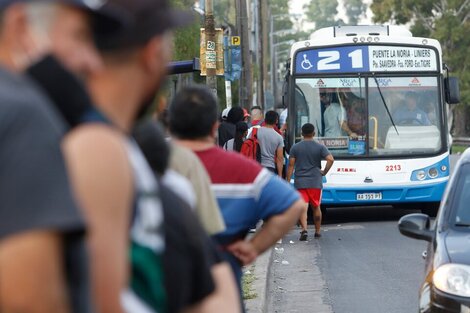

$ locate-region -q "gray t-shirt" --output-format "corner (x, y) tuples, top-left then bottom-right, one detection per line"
(0, 68), (91, 313)
(289, 140), (331, 189)
(256, 127), (284, 168)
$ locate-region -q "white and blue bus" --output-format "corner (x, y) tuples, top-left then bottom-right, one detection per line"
(284, 25), (460, 215)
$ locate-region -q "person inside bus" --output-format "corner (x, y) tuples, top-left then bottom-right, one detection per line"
(346, 98), (366, 136)
(392, 91), (431, 126)
(321, 92), (358, 138)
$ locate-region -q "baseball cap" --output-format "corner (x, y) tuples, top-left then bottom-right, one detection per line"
(221, 107), (230, 120)
(0, 0), (126, 33)
(94, 0), (195, 51)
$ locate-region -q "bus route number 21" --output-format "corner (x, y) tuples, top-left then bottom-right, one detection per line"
(317, 48), (364, 71)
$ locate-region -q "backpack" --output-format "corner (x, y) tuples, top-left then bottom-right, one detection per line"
(240, 127), (261, 163)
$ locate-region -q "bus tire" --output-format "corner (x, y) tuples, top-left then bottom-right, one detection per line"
(421, 202), (440, 217)
(320, 205), (327, 218)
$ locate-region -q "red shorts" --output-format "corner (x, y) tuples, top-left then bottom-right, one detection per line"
(298, 188), (322, 207)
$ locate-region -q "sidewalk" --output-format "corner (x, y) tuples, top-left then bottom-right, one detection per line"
(244, 246), (274, 313)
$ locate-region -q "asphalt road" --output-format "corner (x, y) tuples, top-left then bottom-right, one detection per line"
(266, 154), (461, 313)
(267, 206), (428, 313)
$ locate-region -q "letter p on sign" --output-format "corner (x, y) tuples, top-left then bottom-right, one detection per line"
(231, 36), (240, 46)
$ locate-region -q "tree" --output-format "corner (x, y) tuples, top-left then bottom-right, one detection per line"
(304, 0), (344, 30)
(371, 0), (470, 135)
(343, 0), (367, 25)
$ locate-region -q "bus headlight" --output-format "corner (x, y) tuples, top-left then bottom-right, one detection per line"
(433, 264), (470, 298)
(428, 168), (438, 179)
(417, 170), (427, 181)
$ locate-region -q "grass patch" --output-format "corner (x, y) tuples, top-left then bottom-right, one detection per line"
(452, 145), (468, 154)
(242, 269), (258, 300)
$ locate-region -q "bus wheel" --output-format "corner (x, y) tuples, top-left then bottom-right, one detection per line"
(421, 202), (440, 217)
(320, 205), (327, 218)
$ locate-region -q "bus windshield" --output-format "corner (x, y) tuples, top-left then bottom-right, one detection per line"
(293, 76), (442, 158)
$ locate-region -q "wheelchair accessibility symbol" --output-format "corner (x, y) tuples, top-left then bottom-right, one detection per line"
(301, 54), (313, 70)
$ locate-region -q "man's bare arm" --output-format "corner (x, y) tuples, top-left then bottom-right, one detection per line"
(321, 154), (334, 176)
(63, 125), (133, 313)
(183, 263), (241, 313)
(0, 231), (70, 313)
(276, 147), (284, 177)
(286, 157), (296, 183)
(228, 199), (304, 265)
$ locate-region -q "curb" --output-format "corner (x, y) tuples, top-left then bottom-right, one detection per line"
(244, 246), (274, 313)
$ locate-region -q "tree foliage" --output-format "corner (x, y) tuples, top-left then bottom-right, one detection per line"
(304, 0), (344, 29)
(371, 0), (470, 108)
(343, 0), (367, 25)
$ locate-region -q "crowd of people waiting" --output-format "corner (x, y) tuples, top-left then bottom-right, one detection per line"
(0, 1), (304, 313)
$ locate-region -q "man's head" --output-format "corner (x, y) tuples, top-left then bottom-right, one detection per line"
(89, 0), (192, 114)
(168, 85), (219, 140)
(250, 106), (263, 121)
(264, 110), (279, 126)
(301, 123), (315, 138)
(227, 107), (244, 124)
(320, 92), (331, 105)
(405, 91), (418, 110)
(0, 1), (120, 78)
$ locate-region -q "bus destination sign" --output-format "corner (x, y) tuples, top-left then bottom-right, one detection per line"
(295, 45), (438, 74)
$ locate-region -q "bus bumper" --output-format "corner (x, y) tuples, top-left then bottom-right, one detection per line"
(321, 180), (448, 205)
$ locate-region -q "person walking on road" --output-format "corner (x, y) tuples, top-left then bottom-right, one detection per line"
(286, 123), (334, 240)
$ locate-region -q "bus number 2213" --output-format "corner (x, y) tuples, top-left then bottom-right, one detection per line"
(386, 165), (402, 172)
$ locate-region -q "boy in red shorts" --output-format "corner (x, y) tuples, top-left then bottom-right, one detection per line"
(286, 123), (334, 240)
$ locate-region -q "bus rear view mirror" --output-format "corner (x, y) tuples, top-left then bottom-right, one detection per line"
(445, 77), (460, 104)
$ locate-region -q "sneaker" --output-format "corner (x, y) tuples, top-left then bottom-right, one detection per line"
(314, 232), (322, 238)
(299, 230), (308, 241)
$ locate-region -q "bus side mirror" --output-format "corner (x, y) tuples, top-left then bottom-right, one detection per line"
(445, 77), (460, 104)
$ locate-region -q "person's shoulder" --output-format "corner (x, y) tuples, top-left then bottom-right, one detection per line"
(206, 147), (263, 182)
(64, 124), (129, 166)
(171, 142), (199, 161)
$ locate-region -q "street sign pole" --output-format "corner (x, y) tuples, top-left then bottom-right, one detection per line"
(204, 0), (217, 97)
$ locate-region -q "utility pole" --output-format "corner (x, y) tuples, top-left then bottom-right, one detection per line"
(237, 0), (252, 109)
(257, 0), (264, 108)
(205, 0), (217, 96)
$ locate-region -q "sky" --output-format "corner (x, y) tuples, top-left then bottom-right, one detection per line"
(289, 0), (373, 32)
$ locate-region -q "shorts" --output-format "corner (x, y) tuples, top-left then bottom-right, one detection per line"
(298, 188), (322, 207)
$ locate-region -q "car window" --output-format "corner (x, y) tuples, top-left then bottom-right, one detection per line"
(454, 164), (470, 225)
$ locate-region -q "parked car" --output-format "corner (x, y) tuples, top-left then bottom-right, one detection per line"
(398, 148), (470, 313)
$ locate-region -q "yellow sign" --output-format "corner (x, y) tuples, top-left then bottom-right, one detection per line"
(231, 36), (241, 46)
(200, 28), (224, 76)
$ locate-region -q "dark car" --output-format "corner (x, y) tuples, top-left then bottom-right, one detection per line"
(398, 148), (470, 313)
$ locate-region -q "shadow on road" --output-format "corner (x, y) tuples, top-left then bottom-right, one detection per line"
(319, 205), (422, 225)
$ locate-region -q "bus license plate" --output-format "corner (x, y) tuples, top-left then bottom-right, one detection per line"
(357, 192), (382, 200)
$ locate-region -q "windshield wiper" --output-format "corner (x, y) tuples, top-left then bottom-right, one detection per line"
(455, 223), (470, 227)
(373, 75), (399, 135)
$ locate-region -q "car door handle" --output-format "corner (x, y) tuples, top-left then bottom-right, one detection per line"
(422, 251), (427, 259)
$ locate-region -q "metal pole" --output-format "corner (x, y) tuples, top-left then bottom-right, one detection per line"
(240, 0), (252, 108)
(205, 0), (217, 96)
(257, 0), (264, 109)
(269, 14), (274, 94)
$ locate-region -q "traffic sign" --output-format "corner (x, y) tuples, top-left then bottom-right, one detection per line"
(231, 36), (240, 46)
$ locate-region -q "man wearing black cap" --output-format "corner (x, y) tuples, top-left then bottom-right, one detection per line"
(0, 1), (122, 313)
(63, 1), (240, 313)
